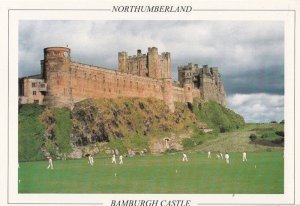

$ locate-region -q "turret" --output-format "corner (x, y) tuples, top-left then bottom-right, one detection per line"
(118, 51), (128, 73)
(147, 47), (160, 78)
(183, 70), (193, 103)
(42, 47), (72, 107)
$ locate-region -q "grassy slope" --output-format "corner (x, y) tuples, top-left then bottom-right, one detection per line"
(194, 123), (284, 153)
(18, 104), (45, 161)
(193, 99), (245, 132)
(18, 151), (283, 193)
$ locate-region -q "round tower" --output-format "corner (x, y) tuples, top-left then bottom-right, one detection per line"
(43, 47), (72, 107)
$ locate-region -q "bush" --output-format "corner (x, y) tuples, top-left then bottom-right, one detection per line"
(54, 108), (72, 154)
(249, 133), (257, 141)
(275, 131), (284, 137)
(44, 139), (57, 156)
(219, 126), (226, 133)
(261, 133), (269, 138)
(182, 138), (195, 149)
(18, 104), (45, 161)
(272, 137), (284, 144)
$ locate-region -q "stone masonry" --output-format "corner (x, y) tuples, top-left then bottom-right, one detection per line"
(19, 47), (227, 110)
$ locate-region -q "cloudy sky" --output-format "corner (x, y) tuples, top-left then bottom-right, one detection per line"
(19, 20), (284, 123)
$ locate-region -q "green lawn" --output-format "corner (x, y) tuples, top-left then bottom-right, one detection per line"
(18, 151), (283, 194)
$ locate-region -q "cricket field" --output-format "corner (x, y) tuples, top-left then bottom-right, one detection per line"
(18, 151), (283, 193)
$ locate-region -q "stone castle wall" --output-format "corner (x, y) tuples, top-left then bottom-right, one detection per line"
(20, 46), (226, 110)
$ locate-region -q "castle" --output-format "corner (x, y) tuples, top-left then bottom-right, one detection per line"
(19, 47), (227, 111)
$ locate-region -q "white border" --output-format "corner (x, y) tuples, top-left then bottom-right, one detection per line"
(0, 0), (298, 205)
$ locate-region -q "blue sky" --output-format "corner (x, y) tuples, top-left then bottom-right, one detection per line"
(19, 20), (284, 123)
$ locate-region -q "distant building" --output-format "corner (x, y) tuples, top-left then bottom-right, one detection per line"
(19, 75), (47, 105)
(18, 47), (226, 111)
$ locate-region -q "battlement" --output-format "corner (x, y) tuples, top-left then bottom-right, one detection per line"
(178, 63), (226, 106)
(118, 47), (171, 79)
(19, 46), (227, 110)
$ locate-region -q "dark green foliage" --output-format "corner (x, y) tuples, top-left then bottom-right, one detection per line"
(54, 108), (72, 154)
(270, 121), (277, 124)
(275, 131), (284, 137)
(272, 137), (284, 144)
(182, 138), (195, 149)
(247, 123), (284, 147)
(18, 104), (45, 161)
(249, 133), (257, 141)
(192, 99), (245, 132)
(280, 120), (284, 124)
(44, 139), (57, 156)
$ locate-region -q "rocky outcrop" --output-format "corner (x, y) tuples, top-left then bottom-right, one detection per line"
(70, 98), (200, 147)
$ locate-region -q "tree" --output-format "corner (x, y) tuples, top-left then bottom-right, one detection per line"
(249, 133), (257, 142)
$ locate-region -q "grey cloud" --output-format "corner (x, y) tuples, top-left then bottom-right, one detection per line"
(227, 93), (284, 123)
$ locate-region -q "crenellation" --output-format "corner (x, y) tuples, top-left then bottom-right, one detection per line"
(19, 46), (227, 110)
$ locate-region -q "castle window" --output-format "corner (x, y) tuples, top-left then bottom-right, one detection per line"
(32, 83), (36, 87)
(63, 51), (69, 58)
(40, 83), (45, 88)
(33, 91), (37, 95)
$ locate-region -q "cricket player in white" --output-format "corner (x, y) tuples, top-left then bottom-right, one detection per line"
(89, 155), (94, 166)
(216, 154), (220, 159)
(208, 151), (211, 159)
(112, 154), (117, 164)
(47, 157), (54, 169)
(182, 153), (188, 162)
(119, 155), (123, 165)
(220, 153), (224, 159)
(242, 152), (247, 162)
(225, 153), (229, 164)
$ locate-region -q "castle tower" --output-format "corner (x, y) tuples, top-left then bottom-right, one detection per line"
(118, 51), (128, 73)
(162, 78), (175, 112)
(183, 70), (193, 103)
(161, 52), (171, 79)
(147, 47), (160, 79)
(42, 47), (72, 107)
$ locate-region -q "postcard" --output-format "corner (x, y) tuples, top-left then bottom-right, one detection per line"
(0, 0), (299, 206)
